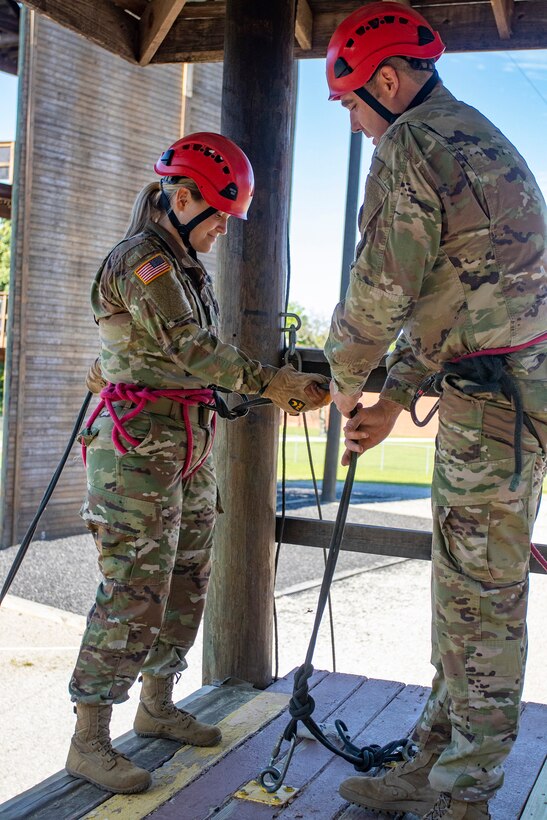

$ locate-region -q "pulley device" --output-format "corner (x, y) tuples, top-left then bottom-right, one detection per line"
(258, 422), (414, 794)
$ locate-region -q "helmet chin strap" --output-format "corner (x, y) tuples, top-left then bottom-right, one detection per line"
(355, 70), (439, 127)
(160, 180), (216, 260)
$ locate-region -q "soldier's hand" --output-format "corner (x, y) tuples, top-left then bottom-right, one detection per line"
(330, 381), (362, 418)
(262, 364), (331, 415)
(341, 398), (402, 466)
(85, 357), (107, 394)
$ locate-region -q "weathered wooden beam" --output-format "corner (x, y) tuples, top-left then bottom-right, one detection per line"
(0, 53), (18, 75)
(490, 0), (514, 39)
(0, 184), (11, 219)
(295, 0), (312, 50)
(21, 0), (139, 62)
(203, 0), (297, 690)
(276, 516), (547, 574)
(139, 0), (187, 66)
(152, 0), (547, 63)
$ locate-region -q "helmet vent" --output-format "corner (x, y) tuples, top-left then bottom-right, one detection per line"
(399, 17), (409, 24)
(369, 17), (380, 29)
(417, 25), (435, 45)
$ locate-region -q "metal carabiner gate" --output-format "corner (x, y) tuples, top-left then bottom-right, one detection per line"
(257, 732), (298, 793)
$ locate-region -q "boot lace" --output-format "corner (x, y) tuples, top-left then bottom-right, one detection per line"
(425, 793), (451, 819)
(89, 709), (124, 764)
(161, 675), (191, 721)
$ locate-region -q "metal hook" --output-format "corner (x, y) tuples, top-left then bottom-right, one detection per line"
(257, 733), (298, 793)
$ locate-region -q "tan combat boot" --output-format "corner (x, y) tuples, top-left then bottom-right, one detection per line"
(134, 675), (222, 746)
(339, 748), (440, 815)
(66, 703), (151, 793)
(423, 793), (491, 819)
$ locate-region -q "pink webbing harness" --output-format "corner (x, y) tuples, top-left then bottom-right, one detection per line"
(410, 331), (547, 572)
(82, 382), (217, 480)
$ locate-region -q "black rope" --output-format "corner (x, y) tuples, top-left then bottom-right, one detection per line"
(0, 391), (93, 606)
(259, 431), (413, 791)
(303, 412), (337, 674)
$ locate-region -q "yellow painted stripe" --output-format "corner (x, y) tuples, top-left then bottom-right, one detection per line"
(82, 691), (290, 820)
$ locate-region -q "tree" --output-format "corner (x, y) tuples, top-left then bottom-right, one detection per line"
(0, 218), (11, 291)
(286, 301), (329, 349)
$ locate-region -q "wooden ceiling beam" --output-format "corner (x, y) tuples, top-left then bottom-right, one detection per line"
(21, 0), (139, 62)
(152, 0), (547, 63)
(295, 0), (312, 51)
(490, 0), (514, 39)
(139, 0), (188, 65)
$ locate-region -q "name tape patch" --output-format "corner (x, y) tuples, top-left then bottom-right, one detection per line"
(134, 254), (171, 285)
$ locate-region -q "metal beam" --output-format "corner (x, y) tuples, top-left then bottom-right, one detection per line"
(139, 0), (188, 66)
(490, 0), (514, 39)
(295, 0), (312, 51)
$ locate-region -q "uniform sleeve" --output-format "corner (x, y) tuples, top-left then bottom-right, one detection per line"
(380, 332), (435, 408)
(109, 252), (276, 394)
(324, 132), (442, 399)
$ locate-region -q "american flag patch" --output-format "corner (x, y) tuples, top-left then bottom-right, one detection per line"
(134, 254), (171, 284)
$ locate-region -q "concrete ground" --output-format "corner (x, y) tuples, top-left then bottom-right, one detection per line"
(1, 496), (546, 805)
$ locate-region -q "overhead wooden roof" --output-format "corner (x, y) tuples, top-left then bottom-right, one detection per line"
(0, 0), (19, 75)
(10, 1), (547, 70)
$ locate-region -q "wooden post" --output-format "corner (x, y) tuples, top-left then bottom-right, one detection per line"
(203, 0), (296, 689)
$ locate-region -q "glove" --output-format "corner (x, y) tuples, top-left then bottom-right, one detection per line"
(262, 364), (331, 415)
(85, 357), (107, 394)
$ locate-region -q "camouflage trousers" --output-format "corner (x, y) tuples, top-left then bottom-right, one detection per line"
(411, 371), (547, 801)
(69, 401), (219, 704)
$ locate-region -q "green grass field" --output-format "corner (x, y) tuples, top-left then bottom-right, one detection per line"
(279, 433), (547, 491)
(278, 434), (435, 485)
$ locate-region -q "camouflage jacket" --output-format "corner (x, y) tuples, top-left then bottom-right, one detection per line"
(91, 221), (275, 392)
(325, 82), (547, 408)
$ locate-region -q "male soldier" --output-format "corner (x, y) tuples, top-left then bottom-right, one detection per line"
(324, 4), (547, 819)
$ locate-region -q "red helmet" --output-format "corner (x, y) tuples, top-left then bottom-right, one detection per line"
(327, 2), (445, 101)
(154, 132), (254, 219)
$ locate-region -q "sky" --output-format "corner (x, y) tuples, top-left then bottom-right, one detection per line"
(1, 49), (547, 322)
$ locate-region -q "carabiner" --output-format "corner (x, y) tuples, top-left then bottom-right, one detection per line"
(257, 733), (298, 793)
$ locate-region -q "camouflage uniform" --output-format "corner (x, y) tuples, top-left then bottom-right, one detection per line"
(70, 222), (278, 704)
(325, 82), (547, 800)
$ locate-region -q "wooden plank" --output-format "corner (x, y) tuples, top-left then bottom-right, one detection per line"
(81, 690), (291, 820)
(150, 669), (368, 819)
(278, 515), (433, 560)
(520, 756), (547, 818)
(276, 516), (547, 574)
(212, 680), (426, 819)
(0, 683), (249, 820)
(152, 0), (547, 62)
(21, 0), (139, 62)
(295, 0), (312, 50)
(491, 702), (547, 818)
(139, 0), (188, 66)
(490, 0), (514, 40)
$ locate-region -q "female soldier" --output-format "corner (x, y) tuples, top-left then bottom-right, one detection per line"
(66, 132), (329, 794)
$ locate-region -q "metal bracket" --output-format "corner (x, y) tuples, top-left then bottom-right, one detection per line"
(235, 778), (297, 805)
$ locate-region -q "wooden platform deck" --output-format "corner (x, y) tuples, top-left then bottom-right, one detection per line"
(1, 669), (545, 820)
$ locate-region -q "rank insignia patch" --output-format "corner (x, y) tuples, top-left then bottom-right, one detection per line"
(134, 254), (171, 284)
(288, 398), (305, 412)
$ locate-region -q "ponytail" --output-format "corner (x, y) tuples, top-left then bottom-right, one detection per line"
(124, 178), (203, 239)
